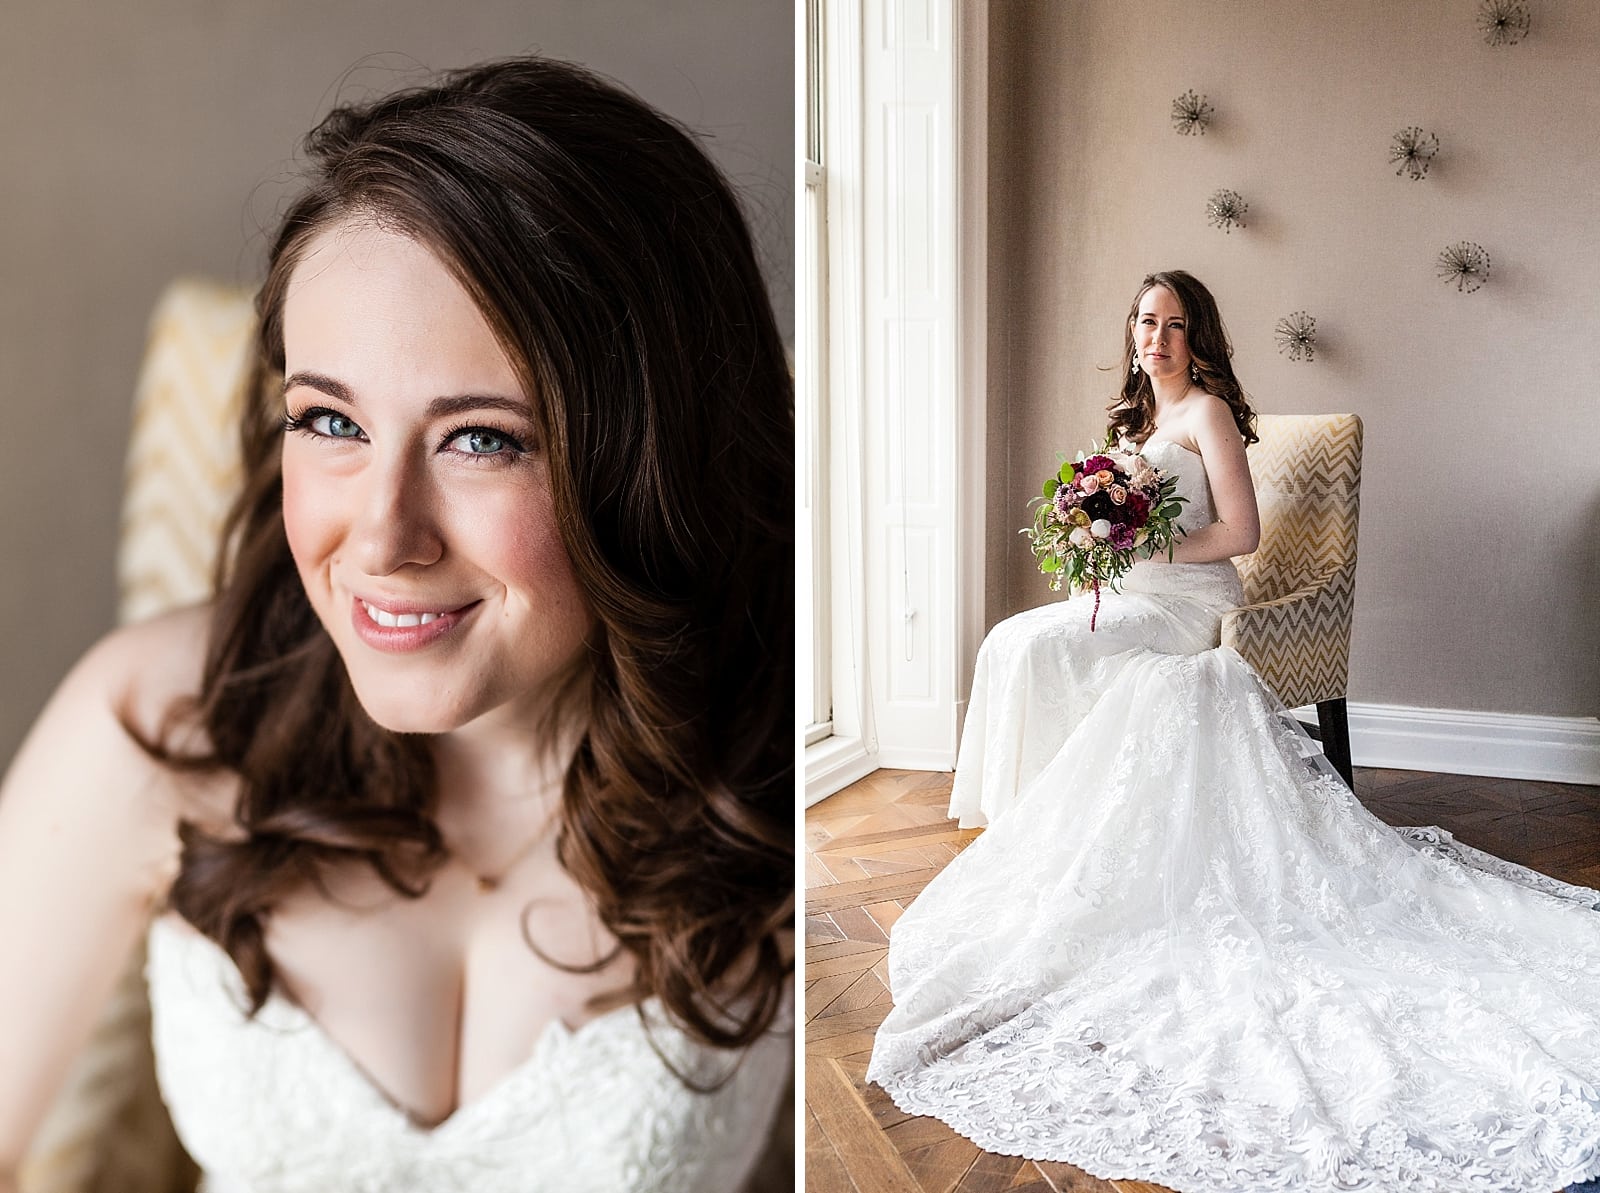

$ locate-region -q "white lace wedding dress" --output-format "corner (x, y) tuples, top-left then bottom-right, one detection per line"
(868, 439), (1600, 1193)
(145, 915), (791, 1192)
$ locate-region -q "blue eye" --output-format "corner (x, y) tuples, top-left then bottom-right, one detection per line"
(455, 430), (506, 454)
(316, 412), (363, 438)
(284, 407), (365, 441)
(443, 425), (528, 460)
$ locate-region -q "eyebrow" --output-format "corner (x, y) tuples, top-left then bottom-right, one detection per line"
(282, 371), (534, 420)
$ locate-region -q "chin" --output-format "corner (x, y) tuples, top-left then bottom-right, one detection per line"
(345, 677), (483, 736)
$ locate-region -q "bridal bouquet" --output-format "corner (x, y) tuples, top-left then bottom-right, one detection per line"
(1022, 438), (1187, 630)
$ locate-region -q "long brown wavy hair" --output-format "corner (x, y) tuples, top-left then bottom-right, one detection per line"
(1106, 270), (1258, 447)
(138, 58), (793, 1053)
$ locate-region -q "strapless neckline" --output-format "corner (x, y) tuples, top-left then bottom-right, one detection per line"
(145, 913), (793, 1191)
(150, 914), (646, 1137)
(1139, 437), (1200, 458)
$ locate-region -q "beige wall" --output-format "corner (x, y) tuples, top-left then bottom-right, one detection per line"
(0, 1), (792, 763)
(987, 0), (1600, 718)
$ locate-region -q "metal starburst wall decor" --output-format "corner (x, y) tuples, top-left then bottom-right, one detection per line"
(1274, 312), (1317, 362)
(1171, 90), (1214, 136)
(1478, 0), (1531, 45)
(1205, 189), (1248, 234)
(1389, 127), (1439, 181)
(1438, 242), (1492, 293)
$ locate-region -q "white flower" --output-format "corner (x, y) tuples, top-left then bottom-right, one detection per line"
(1069, 526), (1093, 548)
(1090, 519), (1111, 539)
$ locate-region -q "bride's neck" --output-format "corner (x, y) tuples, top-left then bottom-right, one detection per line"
(1150, 377), (1194, 412)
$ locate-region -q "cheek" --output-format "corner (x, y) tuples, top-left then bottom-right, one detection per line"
(479, 487), (591, 631)
(280, 452), (337, 585)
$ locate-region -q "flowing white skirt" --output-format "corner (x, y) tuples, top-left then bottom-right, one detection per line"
(868, 588), (1600, 1193)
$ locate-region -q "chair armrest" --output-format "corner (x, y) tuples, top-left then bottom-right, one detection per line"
(1224, 577), (1332, 620)
(1221, 567), (1355, 709)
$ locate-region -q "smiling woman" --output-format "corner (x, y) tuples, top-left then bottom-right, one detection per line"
(0, 57), (793, 1193)
(278, 223), (593, 736)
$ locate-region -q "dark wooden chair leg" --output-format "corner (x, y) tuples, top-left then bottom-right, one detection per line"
(1316, 697), (1353, 789)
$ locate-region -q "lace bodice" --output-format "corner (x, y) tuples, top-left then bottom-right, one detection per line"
(1118, 437), (1243, 608)
(145, 916), (791, 1192)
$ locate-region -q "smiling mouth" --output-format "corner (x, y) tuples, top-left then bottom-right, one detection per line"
(361, 601), (446, 628)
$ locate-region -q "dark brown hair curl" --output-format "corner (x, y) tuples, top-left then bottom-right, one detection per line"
(1106, 270), (1258, 447)
(145, 58), (793, 1052)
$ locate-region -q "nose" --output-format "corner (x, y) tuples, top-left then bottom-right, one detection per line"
(349, 446), (444, 576)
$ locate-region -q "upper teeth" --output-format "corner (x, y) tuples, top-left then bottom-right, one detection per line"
(363, 602), (443, 628)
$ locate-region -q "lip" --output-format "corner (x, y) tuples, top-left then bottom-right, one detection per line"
(350, 594), (481, 653)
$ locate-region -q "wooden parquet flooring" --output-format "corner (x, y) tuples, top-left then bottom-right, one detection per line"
(804, 765), (1600, 1193)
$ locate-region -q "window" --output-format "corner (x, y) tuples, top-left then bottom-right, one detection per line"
(800, 0), (832, 744)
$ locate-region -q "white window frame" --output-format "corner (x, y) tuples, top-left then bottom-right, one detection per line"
(803, 0), (988, 804)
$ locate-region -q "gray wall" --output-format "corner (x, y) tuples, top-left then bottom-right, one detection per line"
(0, 0), (792, 763)
(988, 0), (1599, 718)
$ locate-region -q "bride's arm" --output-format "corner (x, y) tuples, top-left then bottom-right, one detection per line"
(1163, 396), (1260, 564)
(0, 614), (192, 1178)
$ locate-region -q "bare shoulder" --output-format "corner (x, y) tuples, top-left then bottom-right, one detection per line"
(1187, 391), (1243, 439)
(77, 603), (212, 744)
(0, 603), (223, 900)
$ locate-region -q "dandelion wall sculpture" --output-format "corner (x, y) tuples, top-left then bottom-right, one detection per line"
(1438, 242), (1492, 292)
(1205, 189), (1248, 234)
(1274, 312), (1317, 362)
(1478, 0), (1531, 45)
(1389, 127), (1439, 181)
(1171, 90), (1214, 136)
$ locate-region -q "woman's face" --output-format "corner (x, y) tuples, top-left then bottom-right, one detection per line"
(280, 218), (593, 736)
(1132, 285), (1193, 383)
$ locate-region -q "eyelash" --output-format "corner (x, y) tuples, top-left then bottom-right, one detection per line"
(282, 406), (533, 464)
(438, 420), (531, 463)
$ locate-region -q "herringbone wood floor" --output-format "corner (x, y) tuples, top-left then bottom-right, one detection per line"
(804, 766), (1600, 1193)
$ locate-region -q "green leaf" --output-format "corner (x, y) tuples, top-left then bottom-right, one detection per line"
(1042, 476), (1058, 499)
(1058, 460), (1076, 484)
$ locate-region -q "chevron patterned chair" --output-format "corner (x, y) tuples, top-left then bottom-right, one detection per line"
(1221, 412), (1364, 787)
(20, 279), (251, 1193)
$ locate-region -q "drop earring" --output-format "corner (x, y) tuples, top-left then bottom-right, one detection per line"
(1130, 351), (1141, 376)
(1190, 363), (1201, 383)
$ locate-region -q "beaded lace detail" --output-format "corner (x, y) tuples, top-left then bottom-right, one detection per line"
(875, 441), (1600, 1192)
(146, 918), (790, 1193)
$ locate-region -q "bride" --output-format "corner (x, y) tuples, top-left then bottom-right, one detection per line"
(868, 271), (1600, 1193)
(0, 58), (791, 1192)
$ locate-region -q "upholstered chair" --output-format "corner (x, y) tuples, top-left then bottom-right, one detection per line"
(20, 279), (251, 1193)
(1221, 412), (1364, 786)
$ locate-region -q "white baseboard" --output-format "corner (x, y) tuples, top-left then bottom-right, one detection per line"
(804, 735), (880, 807)
(875, 747), (957, 773)
(813, 706), (1600, 810)
(1303, 702), (1600, 786)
